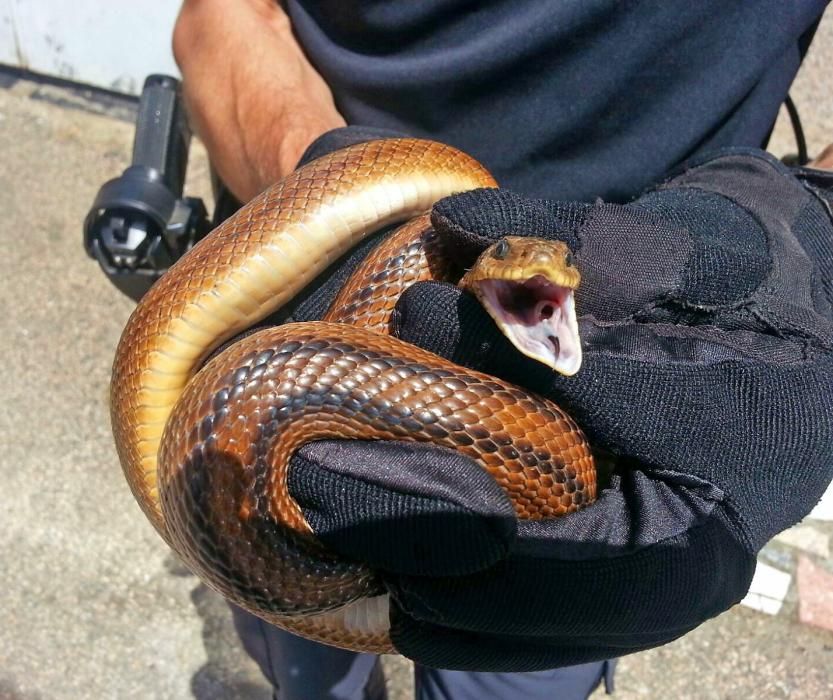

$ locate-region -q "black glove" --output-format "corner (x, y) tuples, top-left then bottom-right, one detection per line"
(285, 139), (833, 669)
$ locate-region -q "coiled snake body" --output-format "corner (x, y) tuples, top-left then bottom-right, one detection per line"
(111, 139), (595, 653)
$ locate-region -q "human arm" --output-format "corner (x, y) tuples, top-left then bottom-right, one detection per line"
(172, 0), (345, 202)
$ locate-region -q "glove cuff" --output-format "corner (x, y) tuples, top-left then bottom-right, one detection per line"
(296, 126), (408, 168)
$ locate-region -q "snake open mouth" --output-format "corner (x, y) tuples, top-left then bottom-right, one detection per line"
(475, 275), (582, 375)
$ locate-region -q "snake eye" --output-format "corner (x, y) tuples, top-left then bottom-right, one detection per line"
(565, 252), (574, 267)
(492, 240), (510, 260)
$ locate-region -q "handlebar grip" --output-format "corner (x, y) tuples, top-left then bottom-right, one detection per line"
(132, 75), (191, 197)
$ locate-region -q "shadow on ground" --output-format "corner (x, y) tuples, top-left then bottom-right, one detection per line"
(160, 555), (271, 700)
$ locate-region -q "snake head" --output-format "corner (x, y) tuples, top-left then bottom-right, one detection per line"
(461, 236), (582, 375)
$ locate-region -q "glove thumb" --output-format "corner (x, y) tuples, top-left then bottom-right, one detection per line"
(288, 439), (518, 576)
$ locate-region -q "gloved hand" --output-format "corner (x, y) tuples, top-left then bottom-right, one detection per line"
(283, 136), (833, 670)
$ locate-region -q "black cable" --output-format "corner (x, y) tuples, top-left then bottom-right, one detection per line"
(784, 95), (808, 166)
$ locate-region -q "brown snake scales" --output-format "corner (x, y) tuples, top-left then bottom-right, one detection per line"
(111, 138), (595, 653)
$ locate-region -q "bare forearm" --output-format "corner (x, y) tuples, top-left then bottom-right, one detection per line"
(173, 0), (345, 201)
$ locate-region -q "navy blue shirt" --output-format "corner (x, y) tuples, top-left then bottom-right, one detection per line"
(285, 1), (827, 201)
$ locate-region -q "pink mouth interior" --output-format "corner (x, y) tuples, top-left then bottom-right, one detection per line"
(476, 275), (582, 375)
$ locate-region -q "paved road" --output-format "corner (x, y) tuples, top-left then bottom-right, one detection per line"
(0, 13), (831, 699)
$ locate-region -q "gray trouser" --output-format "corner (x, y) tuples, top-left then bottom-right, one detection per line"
(230, 605), (616, 700)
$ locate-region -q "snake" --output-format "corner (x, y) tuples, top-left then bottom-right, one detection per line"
(111, 138), (595, 653)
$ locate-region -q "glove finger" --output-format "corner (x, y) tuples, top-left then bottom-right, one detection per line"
(431, 188), (590, 261)
(389, 606), (670, 672)
(546, 319), (809, 471)
(385, 500), (755, 640)
(289, 439), (517, 577)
